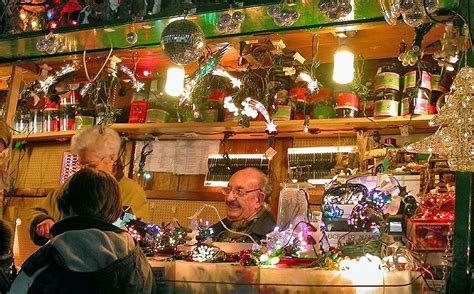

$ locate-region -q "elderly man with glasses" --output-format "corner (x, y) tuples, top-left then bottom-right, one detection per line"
(210, 167), (276, 243)
(28, 126), (149, 246)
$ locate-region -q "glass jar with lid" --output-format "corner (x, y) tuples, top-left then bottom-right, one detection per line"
(401, 69), (431, 115)
(373, 63), (400, 117)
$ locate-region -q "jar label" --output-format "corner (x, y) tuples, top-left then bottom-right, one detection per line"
(375, 72), (400, 91)
(273, 105), (292, 121)
(146, 109), (170, 123)
(401, 97), (429, 115)
(75, 116), (95, 129)
(313, 106), (336, 119)
(431, 74), (446, 92)
(404, 71), (431, 91)
(335, 92), (359, 111)
(374, 100), (399, 116)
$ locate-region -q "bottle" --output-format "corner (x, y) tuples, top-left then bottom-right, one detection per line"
(401, 69), (431, 115)
(373, 64), (400, 116)
(29, 110), (43, 133)
(15, 109), (30, 134)
(43, 97), (60, 132)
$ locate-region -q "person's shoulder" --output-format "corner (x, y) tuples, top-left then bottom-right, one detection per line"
(118, 177), (144, 192)
(253, 210), (276, 235)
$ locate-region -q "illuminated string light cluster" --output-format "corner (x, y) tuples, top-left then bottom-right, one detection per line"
(123, 216), (187, 255)
(417, 191), (455, 222)
(38, 62), (81, 94)
(192, 244), (219, 262)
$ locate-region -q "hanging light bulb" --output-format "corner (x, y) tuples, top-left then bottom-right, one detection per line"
(165, 67), (185, 96)
(333, 45), (354, 84)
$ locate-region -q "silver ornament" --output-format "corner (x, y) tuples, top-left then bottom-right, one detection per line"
(36, 39), (48, 52)
(289, 10), (300, 22)
(231, 11), (245, 23)
(219, 13), (232, 26)
(267, 5), (280, 17)
(126, 32), (138, 45)
(161, 19), (206, 65)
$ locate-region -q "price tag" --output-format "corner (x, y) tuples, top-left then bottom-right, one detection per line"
(399, 125), (410, 136)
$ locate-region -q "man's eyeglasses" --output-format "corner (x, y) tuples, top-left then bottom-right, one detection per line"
(221, 187), (261, 197)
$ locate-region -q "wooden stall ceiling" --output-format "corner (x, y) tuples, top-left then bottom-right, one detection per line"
(13, 22), (446, 79)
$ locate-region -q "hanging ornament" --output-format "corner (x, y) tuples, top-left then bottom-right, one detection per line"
(267, 1), (300, 27)
(318, 0), (352, 20)
(37, 62), (81, 95)
(433, 22), (460, 71)
(400, 0), (429, 27)
(118, 65), (145, 92)
(379, 0), (401, 26)
(126, 32), (138, 45)
(161, 19), (206, 65)
(36, 32), (67, 55)
(216, 10), (245, 34)
(179, 45), (230, 105)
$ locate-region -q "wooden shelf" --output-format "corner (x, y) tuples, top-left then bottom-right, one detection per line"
(12, 115), (436, 142)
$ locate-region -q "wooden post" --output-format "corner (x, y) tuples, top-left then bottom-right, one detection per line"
(4, 66), (23, 127)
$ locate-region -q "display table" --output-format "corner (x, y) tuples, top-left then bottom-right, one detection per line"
(148, 259), (423, 294)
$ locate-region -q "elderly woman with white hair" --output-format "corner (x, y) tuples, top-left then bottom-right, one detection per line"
(28, 126), (149, 246)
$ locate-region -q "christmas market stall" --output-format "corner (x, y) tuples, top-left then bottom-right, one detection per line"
(0, 0), (473, 293)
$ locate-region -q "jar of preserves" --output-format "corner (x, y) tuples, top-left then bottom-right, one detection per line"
(429, 74), (447, 114)
(373, 64), (400, 116)
(334, 91), (359, 118)
(401, 70), (431, 115)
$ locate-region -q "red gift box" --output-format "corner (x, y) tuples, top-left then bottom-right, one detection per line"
(128, 101), (149, 123)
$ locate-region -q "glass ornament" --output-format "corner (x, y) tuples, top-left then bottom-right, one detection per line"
(219, 13), (232, 26)
(36, 39), (48, 52)
(126, 32), (138, 45)
(267, 5), (280, 17)
(232, 11), (245, 23)
(161, 19), (206, 65)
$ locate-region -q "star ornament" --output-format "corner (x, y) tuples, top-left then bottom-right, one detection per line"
(265, 121), (278, 135)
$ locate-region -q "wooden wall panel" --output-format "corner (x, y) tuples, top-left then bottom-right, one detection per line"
(9, 142), (70, 190)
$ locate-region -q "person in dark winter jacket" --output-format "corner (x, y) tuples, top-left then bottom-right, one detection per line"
(10, 168), (155, 294)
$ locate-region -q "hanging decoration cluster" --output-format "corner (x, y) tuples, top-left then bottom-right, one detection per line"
(379, 0), (439, 27)
(406, 65), (474, 172)
(216, 11), (245, 34)
(318, 0), (352, 20)
(267, 4), (300, 27)
(36, 32), (66, 55)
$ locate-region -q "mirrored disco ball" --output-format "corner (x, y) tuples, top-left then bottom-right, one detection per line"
(161, 19), (206, 65)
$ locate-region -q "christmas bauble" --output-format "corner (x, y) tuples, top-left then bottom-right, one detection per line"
(126, 32), (138, 45)
(161, 19), (206, 65)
